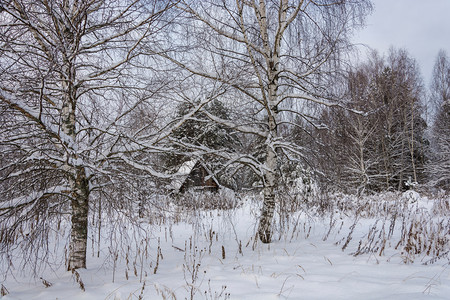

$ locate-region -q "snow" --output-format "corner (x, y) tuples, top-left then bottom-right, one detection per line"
(1, 193), (449, 299)
(177, 160), (198, 177)
(171, 159), (198, 192)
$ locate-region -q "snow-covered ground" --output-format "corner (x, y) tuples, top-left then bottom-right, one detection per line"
(1, 191), (449, 299)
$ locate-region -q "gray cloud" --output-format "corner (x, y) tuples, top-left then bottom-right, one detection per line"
(354, 0), (450, 86)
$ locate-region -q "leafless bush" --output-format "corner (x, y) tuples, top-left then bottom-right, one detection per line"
(204, 279), (230, 300)
(0, 211), (69, 278)
(328, 191), (450, 264)
(183, 238), (207, 300)
(1, 284), (9, 296)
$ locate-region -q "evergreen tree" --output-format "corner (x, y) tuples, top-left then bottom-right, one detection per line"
(164, 100), (241, 188)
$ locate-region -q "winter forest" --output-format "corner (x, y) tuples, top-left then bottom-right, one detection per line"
(0, 0), (449, 299)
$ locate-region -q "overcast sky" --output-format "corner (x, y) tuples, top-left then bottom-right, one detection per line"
(353, 0), (450, 87)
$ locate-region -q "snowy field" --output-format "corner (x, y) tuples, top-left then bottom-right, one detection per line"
(1, 191), (449, 299)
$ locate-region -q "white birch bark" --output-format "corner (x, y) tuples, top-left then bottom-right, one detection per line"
(256, 0), (285, 243)
(59, 9), (90, 269)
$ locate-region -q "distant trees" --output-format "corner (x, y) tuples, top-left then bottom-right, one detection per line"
(0, 0), (175, 270)
(321, 49), (427, 193)
(427, 50), (450, 189)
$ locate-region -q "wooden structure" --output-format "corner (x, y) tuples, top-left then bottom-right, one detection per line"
(171, 160), (219, 193)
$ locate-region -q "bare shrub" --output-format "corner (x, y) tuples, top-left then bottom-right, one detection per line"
(328, 191), (450, 264)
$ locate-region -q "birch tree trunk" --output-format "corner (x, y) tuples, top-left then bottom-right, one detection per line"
(68, 167), (90, 270)
(257, 0), (283, 243)
(57, 6), (90, 269)
(259, 139), (278, 243)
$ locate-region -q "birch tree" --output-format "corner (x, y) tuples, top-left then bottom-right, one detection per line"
(376, 49), (426, 189)
(428, 50), (450, 189)
(0, 0), (175, 270)
(429, 50), (450, 121)
(164, 0), (372, 243)
(340, 68), (379, 195)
